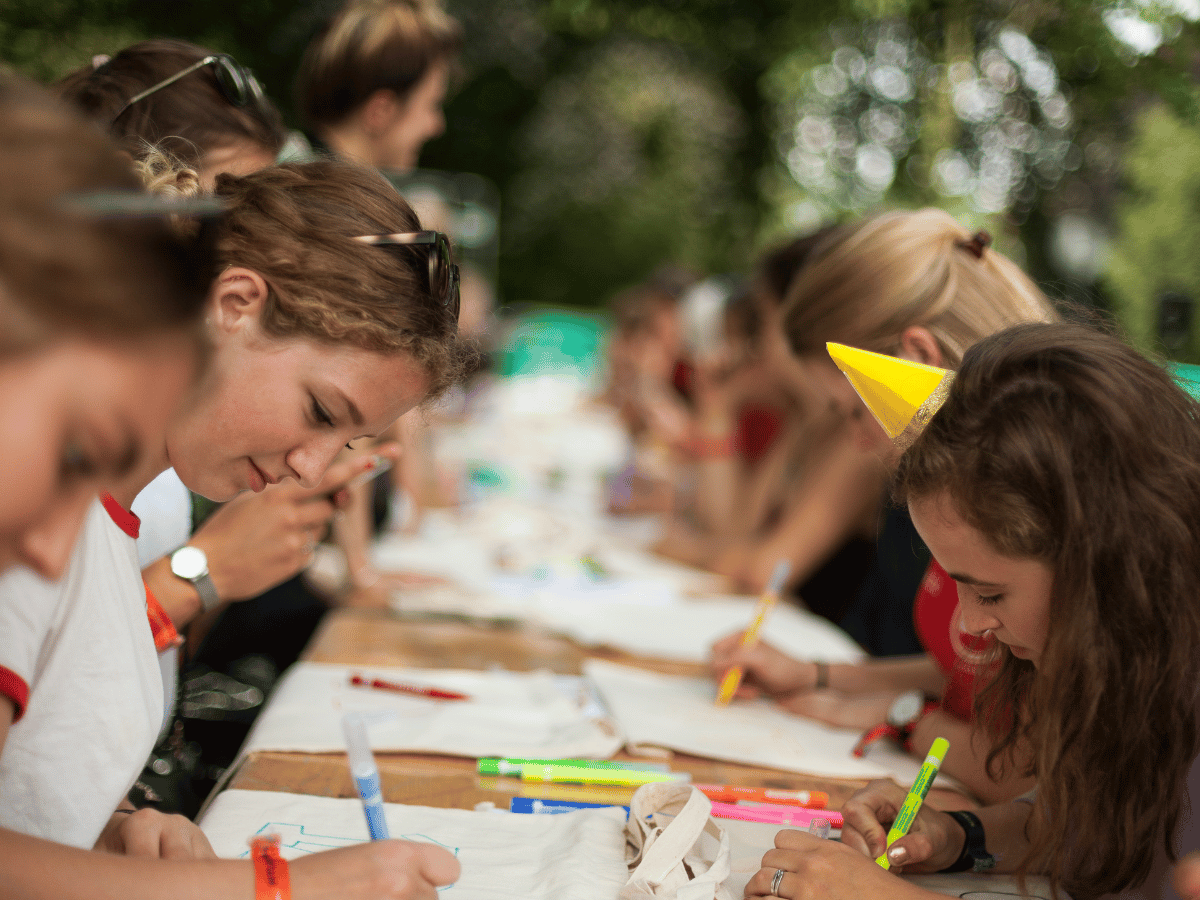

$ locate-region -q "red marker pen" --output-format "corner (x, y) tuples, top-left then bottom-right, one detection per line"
(349, 673), (470, 701)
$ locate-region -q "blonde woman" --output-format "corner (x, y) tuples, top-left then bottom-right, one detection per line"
(711, 209), (1058, 803)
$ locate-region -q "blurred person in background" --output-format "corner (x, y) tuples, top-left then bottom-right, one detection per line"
(655, 227), (881, 622)
(604, 266), (697, 516)
(294, 0), (461, 173)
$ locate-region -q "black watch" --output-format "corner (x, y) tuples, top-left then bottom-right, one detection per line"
(941, 809), (997, 873)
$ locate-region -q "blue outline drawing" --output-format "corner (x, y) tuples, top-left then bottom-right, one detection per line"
(236, 823), (462, 892)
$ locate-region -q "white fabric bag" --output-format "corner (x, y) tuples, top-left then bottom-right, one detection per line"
(620, 783), (734, 900)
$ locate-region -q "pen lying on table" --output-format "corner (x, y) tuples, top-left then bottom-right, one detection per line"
(708, 800), (843, 829)
(693, 784), (829, 809)
(349, 673), (471, 701)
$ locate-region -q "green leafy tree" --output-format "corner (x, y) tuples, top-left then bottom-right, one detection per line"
(1107, 101), (1200, 361)
(1, 0), (1197, 316)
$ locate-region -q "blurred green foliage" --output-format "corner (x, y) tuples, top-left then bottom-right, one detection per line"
(1, 0), (1198, 321)
(1108, 102), (1200, 362)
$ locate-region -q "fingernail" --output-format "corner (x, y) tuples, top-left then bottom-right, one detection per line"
(888, 847), (907, 864)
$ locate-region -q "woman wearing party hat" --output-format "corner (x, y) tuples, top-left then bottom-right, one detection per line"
(711, 209), (1056, 804)
(744, 321), (1200, 900)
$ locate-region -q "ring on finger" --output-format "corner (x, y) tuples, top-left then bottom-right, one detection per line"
(771, 867), (786, 896)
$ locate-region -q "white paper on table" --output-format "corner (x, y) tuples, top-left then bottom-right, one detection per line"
(720, 819), (1065, 899)
(241, 662), (623, 758)
(391, 578), (865, 666)
(372, 499), (723, 597)
(584, 545), (729, 595)
(534, 594), (866, 665)
(584, 659), (931, 783)
(373, 515), (498, 591)
(200, 789), (629, 900)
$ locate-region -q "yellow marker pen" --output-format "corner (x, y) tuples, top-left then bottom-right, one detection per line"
(715, 560), (791, 706)
(519, 764), (689, 787)
(876, 737), (949, 868)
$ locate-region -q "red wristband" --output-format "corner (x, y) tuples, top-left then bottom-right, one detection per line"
(852, 701), (940, 757)
(252, 835), (291, 900)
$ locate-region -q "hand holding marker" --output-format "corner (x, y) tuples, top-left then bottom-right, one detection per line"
(326, 455), (394, 507)
(716, 559), (791, 705)
(342, 712), (389, 840)
(876, 737), (949, 869)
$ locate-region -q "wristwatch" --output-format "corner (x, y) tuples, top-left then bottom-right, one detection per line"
(887, 689), (928, 738)
(941, 809), (997, 873)
(170, 545), (220, 612)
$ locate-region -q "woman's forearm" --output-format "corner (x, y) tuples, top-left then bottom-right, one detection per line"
(831, 655), (946, 697)
(910, 713), (1037, 806)
(0, 828), (247, 900)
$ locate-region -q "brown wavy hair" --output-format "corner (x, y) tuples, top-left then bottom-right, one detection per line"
(0, 72), (213, 355)
(783, 209), (1057, 366)
(56, 39), (286, 170)
(212, 158), (469, 397)
(894, 322), (1200, 898)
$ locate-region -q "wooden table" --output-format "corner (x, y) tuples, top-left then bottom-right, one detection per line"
(224, 608), (870, 812)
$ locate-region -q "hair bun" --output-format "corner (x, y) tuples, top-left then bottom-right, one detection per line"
(957, 230), (992, 259)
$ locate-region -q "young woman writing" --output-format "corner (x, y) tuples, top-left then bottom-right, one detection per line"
(0, 157), (468, 898)
(744, 322), (1200, 900)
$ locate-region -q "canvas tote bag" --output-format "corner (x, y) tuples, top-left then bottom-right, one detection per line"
(620, 783), (734, 900)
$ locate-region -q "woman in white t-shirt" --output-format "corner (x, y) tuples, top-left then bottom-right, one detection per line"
(0, 100), (465, 898)
(0, 75), (209, 584)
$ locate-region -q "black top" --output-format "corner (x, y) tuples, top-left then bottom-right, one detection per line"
(837, 502), (930, 657)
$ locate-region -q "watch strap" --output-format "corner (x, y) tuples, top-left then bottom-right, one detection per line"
(190, 569), (220, 612)
(171, 547), (221, 612)
(941, 809), (996, 873)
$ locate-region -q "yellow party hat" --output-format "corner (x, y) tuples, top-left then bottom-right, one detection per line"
(826, 342), (954, 441)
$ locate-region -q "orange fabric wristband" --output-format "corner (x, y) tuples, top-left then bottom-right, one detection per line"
(251, 835), (291, 900)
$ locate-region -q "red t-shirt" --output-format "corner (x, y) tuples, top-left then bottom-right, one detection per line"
(735, 404), (784, 466)
(913, 559), (989, 721)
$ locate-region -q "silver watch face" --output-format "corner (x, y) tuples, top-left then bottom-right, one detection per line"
(887, 690), (924, 727)
(171, 545), (208, 580)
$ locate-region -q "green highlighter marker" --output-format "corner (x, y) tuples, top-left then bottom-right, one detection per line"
(477, 757), (669, 776)
(876, 737), (950, 869)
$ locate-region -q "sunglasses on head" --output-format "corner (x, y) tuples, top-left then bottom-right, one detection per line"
(355, 231), (461, 325)
(111, 53), (267, 124)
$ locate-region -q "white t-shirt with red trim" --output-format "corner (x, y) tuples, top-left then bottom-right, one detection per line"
(0, 496), (162, 848)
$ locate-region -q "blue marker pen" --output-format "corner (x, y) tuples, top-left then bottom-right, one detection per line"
(509, 797), (630, 817)
(342, 712), (389, 840)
